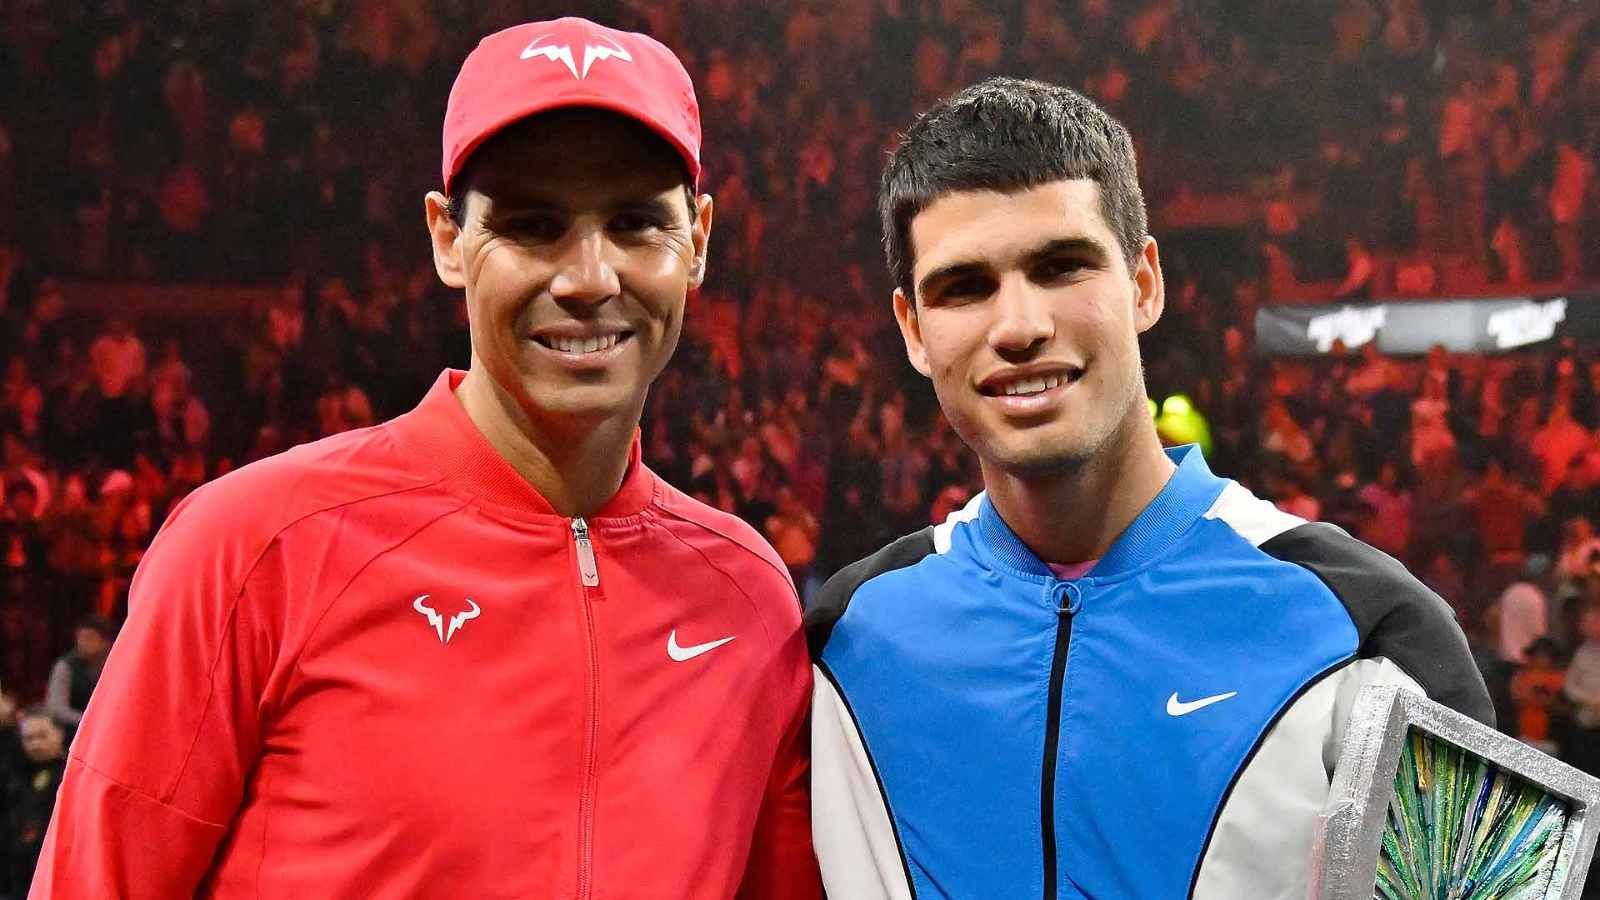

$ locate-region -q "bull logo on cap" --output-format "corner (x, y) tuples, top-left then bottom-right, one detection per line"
(519, 34), (634, 80)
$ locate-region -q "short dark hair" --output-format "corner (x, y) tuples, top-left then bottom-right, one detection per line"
(77, 614), (114, 639)
(880, 77), (1148, 300)
(1524, 636), (1560, 661)
(445, 154), (482, 229)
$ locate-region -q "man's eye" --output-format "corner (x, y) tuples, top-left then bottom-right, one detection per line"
(1035, 258), (1085, 281)
(506, 216), (564, 240)
(613, 211), (665, 233)
(942, 278), (990, 299)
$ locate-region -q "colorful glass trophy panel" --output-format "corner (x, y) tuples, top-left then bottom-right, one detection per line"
(1312, 685), (1600, 900)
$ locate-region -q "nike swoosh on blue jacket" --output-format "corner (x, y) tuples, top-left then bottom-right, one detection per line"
(805, 445), (1492, 900)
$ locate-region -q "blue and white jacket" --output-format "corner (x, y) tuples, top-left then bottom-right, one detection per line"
(806, 446), (1491, 899)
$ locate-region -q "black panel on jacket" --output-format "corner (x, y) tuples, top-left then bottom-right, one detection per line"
(1259, 522), (1495, 728)
(805, 527), (936, 660)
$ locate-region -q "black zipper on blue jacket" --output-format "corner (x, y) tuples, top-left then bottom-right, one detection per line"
(1042, 583), (1081, 900)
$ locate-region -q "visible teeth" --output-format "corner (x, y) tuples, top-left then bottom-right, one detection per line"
(1000, 374), (1065, 396)
(547, 334), (621, 354)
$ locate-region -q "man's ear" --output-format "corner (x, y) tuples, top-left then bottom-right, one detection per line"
(689, 193), (714, 289)
(892, 288), (932, 377)
(1132, 235), (1165, 334)
(424, 191), (467, 289)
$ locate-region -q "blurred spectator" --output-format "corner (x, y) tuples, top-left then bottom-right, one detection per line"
(1513, 637), (1566, 756)
(18, 280), (65, 372)
(877, 399), (929, 538)
(42, 615), (113, 729)
(88, 316), (145, 400)
(1551, 135), (1593, 282)
(1532, 401), (1591, 494)
(814, 414), (887, 593)
(765, 485), (819, 594)
(1260, 399), (1314, 468)
(1408, 375), (1456, 470)
(1344, 342), (1395, 399)
(1463, 459), (1547, 570)
(1553, 550), (1600, 659)
(0, 688), (17, 776)
(1393, 249), (1438, 296)
(1272, 475), (1321, 521)
(1563, 605), (1600, 777)
(1357, 462), (1412, 560)
(1559, 517), (1600, 584)
(1422, 551), (1468, 621)
(1333, 237), (1377, 300)
(1, 706), (65, 897)
(1497, 555), (1552, 667)
(149, 337), (191, 402)
(2, 480), (45, 561)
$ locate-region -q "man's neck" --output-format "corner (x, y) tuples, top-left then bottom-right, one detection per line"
(454, 366), (638, 519)
(981, 420), (1177, 566)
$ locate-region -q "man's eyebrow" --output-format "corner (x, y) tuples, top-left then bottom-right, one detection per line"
(481, 189), (680, 219)
(625, 195), (681, 216)
(915, 235), (1113, 298)
(1023, 236), (1113, 264)
(916, 261), (991, 299)
(476, 185), (562, 209)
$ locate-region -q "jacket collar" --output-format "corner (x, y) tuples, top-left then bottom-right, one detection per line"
(975, 444), (1226, 581)
(386, 370), (656, 521)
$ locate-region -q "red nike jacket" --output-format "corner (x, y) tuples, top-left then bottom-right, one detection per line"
(30, 370), (821, 899)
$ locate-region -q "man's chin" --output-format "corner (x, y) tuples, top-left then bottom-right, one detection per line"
(517, 382), (642, 424)
(982, 437), (1096, 480)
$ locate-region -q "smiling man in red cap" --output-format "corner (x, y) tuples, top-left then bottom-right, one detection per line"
(30, 18), (820, 899)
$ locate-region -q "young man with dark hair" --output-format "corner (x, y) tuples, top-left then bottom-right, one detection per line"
(32, 18), (819, 898)
(807, 77), (1491, 899)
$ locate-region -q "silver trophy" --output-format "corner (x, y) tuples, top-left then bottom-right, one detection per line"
(1311, 684), (1600, 899)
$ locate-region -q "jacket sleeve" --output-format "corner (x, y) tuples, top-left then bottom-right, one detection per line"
(30, 490), (275, 899)
(738, 636), (823, 900)
(43, 658), (81, 727)
(1257, 521), (1494, 727)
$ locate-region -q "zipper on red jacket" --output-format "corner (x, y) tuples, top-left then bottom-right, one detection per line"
(571, 517), (601, 899)
(573, 517), (600, 587)
(1042, 582), (1082, 900)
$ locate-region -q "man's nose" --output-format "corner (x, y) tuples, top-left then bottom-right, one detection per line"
(548, 228), (621, 306)
(988, 276), (1054, 355)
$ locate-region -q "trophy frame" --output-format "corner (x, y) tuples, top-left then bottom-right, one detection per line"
(1311, 684), (1600, 899)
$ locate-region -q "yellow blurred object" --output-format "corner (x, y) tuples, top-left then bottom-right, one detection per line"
(1155, 393), (1212, 455)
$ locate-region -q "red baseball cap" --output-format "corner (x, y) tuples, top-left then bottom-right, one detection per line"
(441, 17), (702, 195)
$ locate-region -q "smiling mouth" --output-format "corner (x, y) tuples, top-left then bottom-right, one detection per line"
(532, 332), (634, 354)
(980, 368), (1084, 397)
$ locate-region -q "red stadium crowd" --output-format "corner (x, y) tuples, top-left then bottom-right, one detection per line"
(2, 0), (1600, 893)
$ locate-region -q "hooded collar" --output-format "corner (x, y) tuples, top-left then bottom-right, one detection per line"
(976, 445), (1226, 581)
(387, 370), (656, 521)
